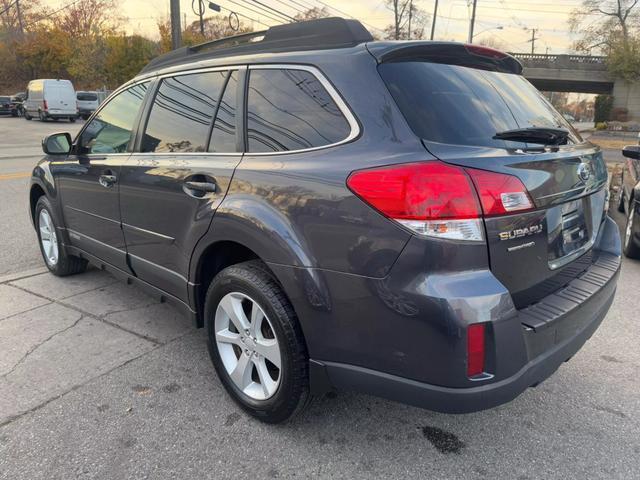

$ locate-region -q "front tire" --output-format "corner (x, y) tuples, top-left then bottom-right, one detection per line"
(623, 199), (640, 259)
(35, 196), (88, 276)
(24, 111), (32, 120)
(205, 260), (310, 423)
(69, 116), (76, 123)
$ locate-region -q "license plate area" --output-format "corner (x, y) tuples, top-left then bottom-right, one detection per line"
(546, 189), (605, 269)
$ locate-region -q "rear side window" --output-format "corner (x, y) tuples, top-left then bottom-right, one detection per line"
(141, 71), (228, 153)
(246, 68), (351, 153)
(379, 62), (581, 148)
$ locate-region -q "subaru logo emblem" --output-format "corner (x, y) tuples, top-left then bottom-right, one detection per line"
(577, 163), (591, 183)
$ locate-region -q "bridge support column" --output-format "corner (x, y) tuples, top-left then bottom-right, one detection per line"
(613, 81), (640, 122)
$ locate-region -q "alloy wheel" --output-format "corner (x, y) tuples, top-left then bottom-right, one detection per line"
(39, 209), (59, 266)
(214, 292), (282, 400)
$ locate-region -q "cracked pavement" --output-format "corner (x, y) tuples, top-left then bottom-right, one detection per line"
(0, 119), (639, 479)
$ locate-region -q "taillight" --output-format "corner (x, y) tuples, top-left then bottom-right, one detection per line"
(43, 100), (48, 111)
(466, 168), (534, 216)
(466, 323), (485, 377)
(347, 161), (484, 241)
(347, 161), (535, 241)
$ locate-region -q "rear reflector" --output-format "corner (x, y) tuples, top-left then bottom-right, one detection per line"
(346, 161), (484, 241)
(467, 323), (485, 377)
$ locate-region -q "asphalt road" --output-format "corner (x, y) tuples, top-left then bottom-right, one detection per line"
(0, 114), (639, 479)
(0, 116), (84, 276)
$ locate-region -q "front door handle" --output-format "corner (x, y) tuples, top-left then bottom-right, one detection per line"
(184, 181), (216, 193)
(99, 174), (117, 188)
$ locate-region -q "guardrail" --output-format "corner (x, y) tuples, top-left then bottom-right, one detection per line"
(509, 53), (608, 70)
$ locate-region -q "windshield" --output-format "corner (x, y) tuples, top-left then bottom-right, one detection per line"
(379, 62), (582, 148)
(77, 92), (98, 101)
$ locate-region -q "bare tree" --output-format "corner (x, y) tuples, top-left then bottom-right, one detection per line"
(384, 0), (428, 40)
(294, 6), (331, 21)
(570, 0), (639, 53)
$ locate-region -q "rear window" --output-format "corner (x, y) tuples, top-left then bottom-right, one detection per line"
(77, 92), (98, 101)
(379, 62), (581, 148)
(246, 68), (351, 153)
(0, 96), (10, 102)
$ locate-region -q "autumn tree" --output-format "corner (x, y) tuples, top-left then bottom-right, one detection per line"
(157, 14), (254, 54)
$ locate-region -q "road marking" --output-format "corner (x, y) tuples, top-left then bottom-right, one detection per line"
(0, 172), (30, 181)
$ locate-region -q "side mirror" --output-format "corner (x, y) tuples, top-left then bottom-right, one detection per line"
(42, 132), (72, 155)
(622, 145), (640, 160)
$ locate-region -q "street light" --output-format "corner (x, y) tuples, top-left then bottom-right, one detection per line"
(472, 25), (503, 40)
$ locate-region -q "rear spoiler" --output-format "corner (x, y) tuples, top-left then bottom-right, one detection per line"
(367, 42), (523, 75)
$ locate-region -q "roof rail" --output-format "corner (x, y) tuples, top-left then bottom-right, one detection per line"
(140, 17), (373, 74)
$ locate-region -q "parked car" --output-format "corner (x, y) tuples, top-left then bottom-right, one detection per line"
(10, 92), (26, 116)
(29, 18), (621, 423)
(0, 96), (12, 115)
(24, 79), (78, 122)
(618, 145), (640, 258)
(76, 91), (100, 119)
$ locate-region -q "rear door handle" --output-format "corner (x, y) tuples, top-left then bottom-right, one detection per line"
(99, 174), (117, 188)
(184, 181), (216, 193)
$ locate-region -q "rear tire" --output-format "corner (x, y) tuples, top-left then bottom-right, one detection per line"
(38, 110), (46, 122)
(35, 196), (88, 276)
(24, 111), (32, 120)
(69, 117), (76, 123)
(204, 260), (310, 423)
(623, 199), (640, 259)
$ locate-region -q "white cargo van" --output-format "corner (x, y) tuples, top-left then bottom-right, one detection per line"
(24, 79), (78, 122)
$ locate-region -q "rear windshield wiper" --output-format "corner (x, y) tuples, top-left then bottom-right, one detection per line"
(493, 127), (570, 146)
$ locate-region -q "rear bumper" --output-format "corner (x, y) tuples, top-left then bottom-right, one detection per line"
(316, 251), (618, 413)
(303, 215), (621, 413)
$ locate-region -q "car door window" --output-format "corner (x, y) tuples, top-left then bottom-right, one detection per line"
(208, 70), (238, 153)
(141, 71), (227, 153)
(80, 83), (148, 154)
(246, 68), (351, 153)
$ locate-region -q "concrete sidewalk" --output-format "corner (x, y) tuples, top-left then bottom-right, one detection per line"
(0, 267), (193, 427)
(0, 264), (639, 479)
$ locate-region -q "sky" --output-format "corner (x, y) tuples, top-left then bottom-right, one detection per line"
(40, 0), (590, 54)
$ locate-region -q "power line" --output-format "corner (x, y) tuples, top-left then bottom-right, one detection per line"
(249, 0), (296, 22)
(223, 0), (284, 24)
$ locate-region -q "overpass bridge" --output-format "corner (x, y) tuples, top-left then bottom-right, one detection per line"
(510, 53), (640, 121)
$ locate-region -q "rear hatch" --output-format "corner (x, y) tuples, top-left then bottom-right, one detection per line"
(77, 92), (98, 109)
(47, 82), (76, 114)
(375, 44), (608, 308)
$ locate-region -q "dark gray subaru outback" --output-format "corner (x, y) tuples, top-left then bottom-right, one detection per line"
(30, 18), (621, 423)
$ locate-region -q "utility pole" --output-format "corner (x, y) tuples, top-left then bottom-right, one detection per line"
(194, 0), (205, 36)
(407, 0), (413, 40)
(15, 0), (24, 36)
(170, 0), (182, 50)
(467, 0), (477, 43)
(430, 0), (438, 40)
(527, 28), (539, 54)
